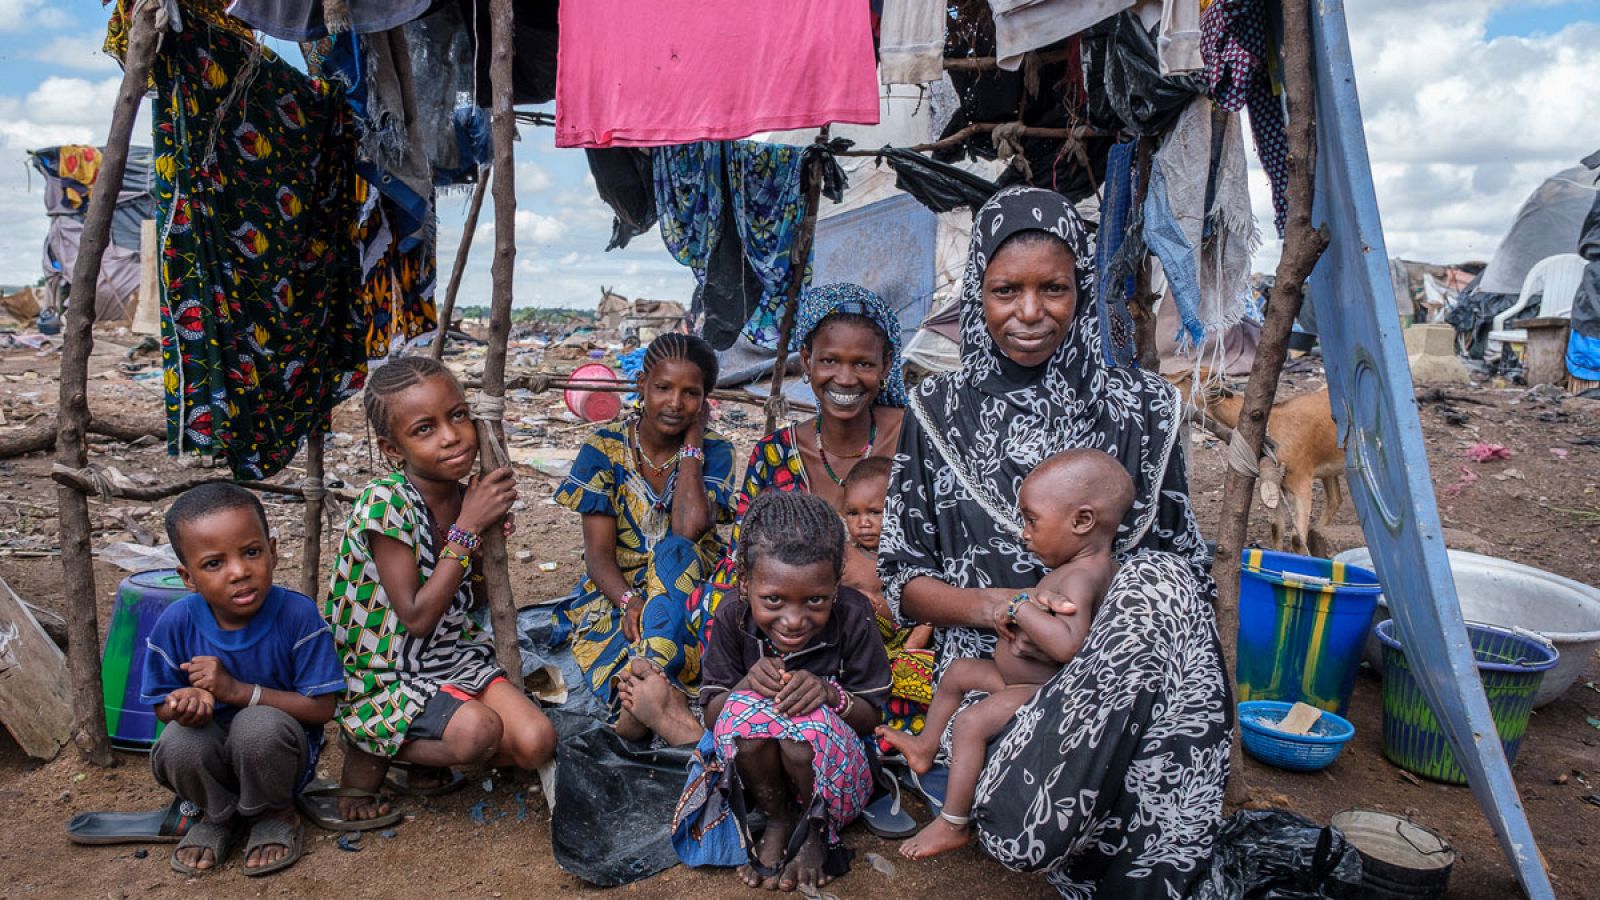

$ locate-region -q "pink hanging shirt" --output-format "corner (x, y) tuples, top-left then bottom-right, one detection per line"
(556, 0), (881, 148)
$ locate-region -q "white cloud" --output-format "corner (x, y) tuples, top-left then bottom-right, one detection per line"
(516, 161), (553, 192)
(512, 209), (569, 244)
(30, 36), (121, 74)
(0, 0), (47, 30)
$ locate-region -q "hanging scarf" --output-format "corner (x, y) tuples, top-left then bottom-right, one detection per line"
(879, 187), (1208, 667)
(1202, 0), (1289, 235)
(790, 283), (908, 407)
(1094, 140), (1140, 368)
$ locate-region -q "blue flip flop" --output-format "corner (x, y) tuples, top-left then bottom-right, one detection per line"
(860, 777), (918, 839)
(898, 765), (949, 815)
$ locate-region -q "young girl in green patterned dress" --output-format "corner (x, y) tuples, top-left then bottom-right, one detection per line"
(322, 357), (555, 825)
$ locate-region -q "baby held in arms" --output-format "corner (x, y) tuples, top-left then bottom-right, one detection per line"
(876, 448), (1135, 859)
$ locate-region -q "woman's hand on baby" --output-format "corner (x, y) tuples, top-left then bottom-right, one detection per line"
(745, 656), (787, 698)
(460, 466), (518, 534)
(166, 686), (215, 727)
(1033, 590), (1077, 617)
(775, 670), (829, 718)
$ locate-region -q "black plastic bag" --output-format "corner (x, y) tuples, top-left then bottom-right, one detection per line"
(1083, 12), (1203, 137)
(547, 707), (694, 887)
(1189, 810), (1364, 899)
(875, 147), (998, 213)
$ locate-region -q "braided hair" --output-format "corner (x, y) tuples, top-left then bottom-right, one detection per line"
(737, 490), (846, 582)
(640, 332), (719, 392)
(362, 355), (463, 439)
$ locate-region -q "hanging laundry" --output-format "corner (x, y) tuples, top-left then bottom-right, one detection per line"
(654, 142), (847, 350)
(879, 0), (947, 85)
(1568, 193), (1600, 381)
(1141, 98), (1256, 350)
(1095, 141), (1140, 367)
(988, 0), (1135, 71)
(150, 21), (366, 480)
(556, 0), (879, 148)
(586, 148), (657, 251)
(225, 0), (432, 39)
(1082, 11), (1202, 137)
(1159, 0), (1204, 74)
(1202, 0), (1288, 235)
(354, 180), (439, 359)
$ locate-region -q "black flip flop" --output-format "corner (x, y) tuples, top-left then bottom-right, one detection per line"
(385, 764), (467, 798)
(170, 820), (238, 876)
(295, 781), (403, 832)
(241, 818), (304, 877)
(67, 796), (197, 845)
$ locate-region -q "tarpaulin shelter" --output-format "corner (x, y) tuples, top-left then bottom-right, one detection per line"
(27, 145), (155, 321)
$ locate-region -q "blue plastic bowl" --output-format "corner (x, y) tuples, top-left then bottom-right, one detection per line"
(1239, 700), (1356, 772)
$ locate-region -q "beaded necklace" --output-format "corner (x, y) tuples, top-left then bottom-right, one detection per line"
(815, 409), (876, 486)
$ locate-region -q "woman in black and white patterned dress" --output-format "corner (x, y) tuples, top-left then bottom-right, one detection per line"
(879, 187), (1232, 898)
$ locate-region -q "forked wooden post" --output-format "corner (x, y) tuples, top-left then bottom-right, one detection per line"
(476, 0), (523, 677)
(762, 137), (827, 434)
(56, 0), (161, 766)
(432, 169), (491, 361)
(1210, 0), (1331, 805)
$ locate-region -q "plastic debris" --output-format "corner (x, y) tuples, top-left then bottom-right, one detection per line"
(1551, 447), (1569, 459)
(538, 561), (559, 572)
(132, 849), (148, 859)
(865, 852), (897, 877)
(337, 832), (363, 852)
(378, 829), (398, 839)
(482, 778), (494, 793)
(1465, 442), (1511, 462)
(512, 791), (529, 822)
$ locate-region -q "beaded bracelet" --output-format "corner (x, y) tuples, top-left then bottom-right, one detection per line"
(619, 589), (641, 612)
(828, 678), (850, 713)
(440, 547), (472, 573)
(446, 524), (482, 553)
(1004, 592), (1031, 628)
(679, 444), (705, 463)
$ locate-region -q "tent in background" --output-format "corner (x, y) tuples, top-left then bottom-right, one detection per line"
(27, 145), (156, 322)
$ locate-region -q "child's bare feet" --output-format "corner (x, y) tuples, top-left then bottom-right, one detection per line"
(874, 725), (936, 775)
(777, 827), (830, 894)
(337, 746), (394, 822)
(739, 816), (792, 890)
(620, 661), (705, 747)
(898, 815), (972, 859)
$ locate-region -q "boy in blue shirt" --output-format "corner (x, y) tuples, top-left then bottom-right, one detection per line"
(142, 483), (343, 877)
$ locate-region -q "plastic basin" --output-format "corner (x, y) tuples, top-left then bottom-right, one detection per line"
(1336, 547), (1600, 707)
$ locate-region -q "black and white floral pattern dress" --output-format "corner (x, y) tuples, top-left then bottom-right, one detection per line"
(879, 187), (1232, 897)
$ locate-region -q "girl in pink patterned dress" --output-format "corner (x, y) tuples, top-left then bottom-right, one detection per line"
(698, 491), (891, 894)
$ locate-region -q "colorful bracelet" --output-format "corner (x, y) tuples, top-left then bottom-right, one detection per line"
(446, 524), (482, 552)
(678, 444), (704, 463)
(1004, 592), (1031, 628)
(827, 678), (850, 713)
(440, 547), (472, 573)
(618, 589), (642, 612)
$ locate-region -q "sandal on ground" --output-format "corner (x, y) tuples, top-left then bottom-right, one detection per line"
(295, 781), (403, 832)
(897, 765), (948, 815)
(169, 820), (237, 876)
(241, 818), (304, 877)
(385, 763), (466, 798)
(68, 796), (197, 845)
(860, 778), (918, 840)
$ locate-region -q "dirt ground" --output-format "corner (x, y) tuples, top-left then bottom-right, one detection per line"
(1, 333), (1597, 898)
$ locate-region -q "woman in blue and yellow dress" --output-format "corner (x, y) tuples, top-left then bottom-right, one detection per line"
(552, 334), (736, 741)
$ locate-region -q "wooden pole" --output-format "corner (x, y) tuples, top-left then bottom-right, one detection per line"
(762, 140), (827, 434)
(56, 0), (160, 766)
(476, 0), (523, 678)
(431, 169), (491, 361)
(1210, 0), (1330, 806)
(297, 430), (326, 599)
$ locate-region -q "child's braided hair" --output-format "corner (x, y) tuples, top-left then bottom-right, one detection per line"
(362, 356), (463, 439)
(737, 490), (846, 581)
(640, 332), (719, 392)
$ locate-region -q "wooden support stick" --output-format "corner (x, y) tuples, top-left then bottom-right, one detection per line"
(55, 0), (159, 767)
(1210, 0), (1331, 807)
(763, 142), (827, 434)
(432, 169), (491, 361)
(478, 0), (523, 678)
(832, 123), (1108, 158)
(50, 464), (358, 503)
(298, 430), (326, 599)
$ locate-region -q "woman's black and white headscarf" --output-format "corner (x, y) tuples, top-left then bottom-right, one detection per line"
(880, 187), (1208, 665)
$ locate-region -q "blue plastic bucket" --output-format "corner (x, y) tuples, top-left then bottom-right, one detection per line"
(1375, 619), (1555, 785)
(1237, 549), (1382, 716)
(102, 569), (190, 750)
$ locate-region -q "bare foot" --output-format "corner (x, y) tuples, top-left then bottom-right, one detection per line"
(739, 815), (793, 890)
(243, 807), (299, 872)
(174, 822), (231, 871)
(778, 827), (829, 894)
(875, 725), (936, 775)
(626, 665), (706, 747)
(338, 746), (394, 822)
(898, 816), (972, 860)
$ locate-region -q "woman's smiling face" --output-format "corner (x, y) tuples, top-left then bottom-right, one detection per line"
(981, 233), (1078, 368)
(801, 317), (889, 422)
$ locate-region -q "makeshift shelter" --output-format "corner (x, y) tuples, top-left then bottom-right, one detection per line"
(46, 0), (1558, 895)
(27, 145), (155, 321)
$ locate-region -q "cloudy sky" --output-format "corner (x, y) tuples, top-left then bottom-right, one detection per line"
(0, 0), (1593, 309)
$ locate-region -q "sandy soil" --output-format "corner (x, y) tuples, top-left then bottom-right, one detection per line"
(1, 335), (1597, 898)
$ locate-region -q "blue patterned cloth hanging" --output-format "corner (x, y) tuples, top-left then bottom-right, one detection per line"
(1095, 140), (1140, 368)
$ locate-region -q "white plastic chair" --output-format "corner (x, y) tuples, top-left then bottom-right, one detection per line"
(1487, 253), (1586, 349)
